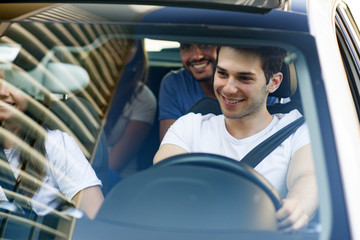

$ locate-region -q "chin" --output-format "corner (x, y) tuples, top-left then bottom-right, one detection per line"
(194, 74), (213, 82)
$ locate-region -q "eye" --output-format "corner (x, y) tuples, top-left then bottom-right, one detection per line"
(180, 44), (192, 51)
(236, 75), (254, 82)
(198, 44), (214, 50)
(216, 69), (228, 78)
(238, 76), (250, 80)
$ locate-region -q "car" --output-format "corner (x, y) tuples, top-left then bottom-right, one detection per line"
(0, 0), (359, 239)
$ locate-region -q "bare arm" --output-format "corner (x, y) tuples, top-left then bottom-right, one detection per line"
(109, 120), (152, 172)
(159, 119), (176, 142)
(72, 186), (104, 219)
(276, 144), (318, 232)
(153, 143), (187, 164)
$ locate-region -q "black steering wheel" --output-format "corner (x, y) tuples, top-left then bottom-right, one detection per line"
(155, 153), (283, 210)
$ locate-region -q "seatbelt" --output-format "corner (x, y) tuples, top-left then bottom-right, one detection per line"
(241, 116), (305, 168)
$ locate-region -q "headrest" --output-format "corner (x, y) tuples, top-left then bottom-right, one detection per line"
(269, 62), (297, 98)
(3, 62), (89, 99)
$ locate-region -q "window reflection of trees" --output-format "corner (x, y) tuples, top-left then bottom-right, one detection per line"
(0, 4), (136, 238)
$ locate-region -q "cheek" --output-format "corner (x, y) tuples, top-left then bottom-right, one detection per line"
(14, 95), (28, 112)
(213, 77), (225, 92)
(180, 52), (190, 64)
(204, 50), (217, 61)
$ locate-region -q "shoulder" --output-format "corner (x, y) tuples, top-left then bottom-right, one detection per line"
(273, 109), (303, 125)
(163, 113), (221, 149)
(46, 129), (66, 140)
(45, 129), (76, 148)
(136, 84), (156, 106)
(161, 68), (193, 85)
(163, 68), (189, 78)
(176, 112), (220, 126)
(122, 84), (157, 123)
(273, 110), (310, 153)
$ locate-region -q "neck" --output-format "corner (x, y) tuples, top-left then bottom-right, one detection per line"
(224, 109), (273, 140)
(199, 80), (215, 98)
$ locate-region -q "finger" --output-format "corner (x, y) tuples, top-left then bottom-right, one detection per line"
(277, 204), (303, 229)
(276, 201), (292, 221)
(279, 214), (309, 233)
(276, 198), (298, 221)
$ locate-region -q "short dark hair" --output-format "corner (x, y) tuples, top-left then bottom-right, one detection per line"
(216, 46), (287, 84)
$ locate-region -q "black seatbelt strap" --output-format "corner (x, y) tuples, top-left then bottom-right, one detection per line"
(241, 116), (305, 168)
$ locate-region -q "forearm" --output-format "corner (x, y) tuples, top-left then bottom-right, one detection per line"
(286, 173), (318, 220)
(277, 144), (318, 232)
(109, 121), (151, 172)
(72, 186), (104, 219)
(153, 144), (187, 164)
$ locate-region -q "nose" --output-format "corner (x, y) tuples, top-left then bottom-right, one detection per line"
(191, 45), (205, 60)
(222, 78), (238, 95)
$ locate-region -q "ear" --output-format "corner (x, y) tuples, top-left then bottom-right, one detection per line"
(267, 72), (283, 94)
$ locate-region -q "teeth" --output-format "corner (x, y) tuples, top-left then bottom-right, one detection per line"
(193, 63), (207, 69)
(225, 98), (241, 104)
(0, 101), (12, 108)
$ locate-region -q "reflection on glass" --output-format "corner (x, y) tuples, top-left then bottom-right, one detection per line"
(0, 14), (136, 238)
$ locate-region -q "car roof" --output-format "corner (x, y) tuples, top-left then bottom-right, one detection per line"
(0, 2), (309, 34)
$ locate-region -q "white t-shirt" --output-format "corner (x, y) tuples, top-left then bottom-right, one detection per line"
(4, 129), (102, 216)
(107, 84), (157, 147)
(161, 110), (310, 198)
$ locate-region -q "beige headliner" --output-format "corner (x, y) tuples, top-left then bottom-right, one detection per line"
(0, 3), (53, 20)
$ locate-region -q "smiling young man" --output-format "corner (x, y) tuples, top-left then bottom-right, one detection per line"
(158, 43), (217, 141)
(154, 46), (318, 232)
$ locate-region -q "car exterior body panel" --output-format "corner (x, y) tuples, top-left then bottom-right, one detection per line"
(0, 0), (359, 239)
(308, 0), (360, 239)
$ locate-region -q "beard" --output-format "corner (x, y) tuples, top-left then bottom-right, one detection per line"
(185, 59), (215, 82)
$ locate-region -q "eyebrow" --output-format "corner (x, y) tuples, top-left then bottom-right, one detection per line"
(216, 65), (256, 76)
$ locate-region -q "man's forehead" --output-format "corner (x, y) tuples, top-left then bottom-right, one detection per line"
(219, 47), (259, 61)
(217, 47), (263, 73)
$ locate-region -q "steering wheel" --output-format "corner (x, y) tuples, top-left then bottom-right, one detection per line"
(155, 153), (283, 210)
(98, 152), (283, 232)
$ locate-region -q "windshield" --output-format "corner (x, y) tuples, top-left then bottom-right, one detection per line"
(0, 2), (326, 240)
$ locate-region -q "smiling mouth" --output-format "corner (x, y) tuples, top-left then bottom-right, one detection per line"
(0, 101), (15, 108)
(192, 62), (208, 69)
(223, 97), (243, 104)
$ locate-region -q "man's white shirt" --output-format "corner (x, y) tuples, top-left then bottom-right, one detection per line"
(161, 110), (310, 198)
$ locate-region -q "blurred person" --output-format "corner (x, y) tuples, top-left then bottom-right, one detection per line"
(158, 43), (217, 141)
(0, 71), (103, 219)
(105, 40), (156, 180)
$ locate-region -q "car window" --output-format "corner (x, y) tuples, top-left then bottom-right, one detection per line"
(0, 18), (137, 238)
(335, 1), (360, 118)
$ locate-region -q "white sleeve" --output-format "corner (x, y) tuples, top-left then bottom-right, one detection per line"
(161, 113), (198, 152)
(46, 130), (102, 200)
(123, 85), (157, 125)
(290, 122), (311, 157)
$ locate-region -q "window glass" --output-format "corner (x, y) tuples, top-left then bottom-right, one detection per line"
(0, 19), (138, 239)
(0, 3), (322, 240)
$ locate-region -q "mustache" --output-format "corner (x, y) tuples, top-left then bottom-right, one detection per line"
(186, 58), (214, 66)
